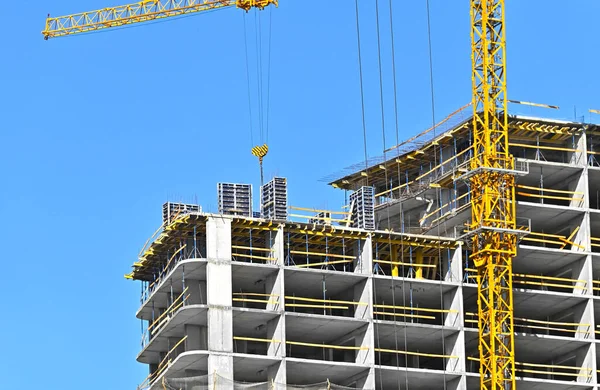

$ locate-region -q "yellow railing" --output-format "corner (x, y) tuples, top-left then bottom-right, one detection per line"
(465, 312), (589, 335)
(467, 356), (592, 379)
(517, 184), (584, 203)
(285, 296), (366, 312)
(465, 268), (586, 291)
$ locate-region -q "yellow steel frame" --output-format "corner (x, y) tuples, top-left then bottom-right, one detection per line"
(42, 0), (277, 39)
(470, 0), (516, 388)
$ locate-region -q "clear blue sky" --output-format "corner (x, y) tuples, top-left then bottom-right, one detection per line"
(1, 1), (598, 388)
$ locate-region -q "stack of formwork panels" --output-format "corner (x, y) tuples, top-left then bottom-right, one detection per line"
(162, 202), (201, 225)
(349, 186), (375, 230)
(309, 211), (331, 225)
(217, 182), (252, 217)
(261, 177), (288, 220)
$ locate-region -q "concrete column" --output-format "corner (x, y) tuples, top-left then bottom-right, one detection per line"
(355, 235), (373, 274)
(355, 324), (374, 366)
(354, 278), (372, 320)
(206, 216), (234, 387)
(353, 367), (375, 390)
(266, 270), (284, 312)
(444, 287), (463, 328)
(444, 331), (466, 373)
(267, 316), (285, 357)
(271, 225), (285, 266)
(574, 343), (596, 385)
(569, 257), (592, 296)
(571, 133), (587, 167)
(446, 376), (467, 390)
(446, 246), (463, 283)
(267, 360), (286, 389)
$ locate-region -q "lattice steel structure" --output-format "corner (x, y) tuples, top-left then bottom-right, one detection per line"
(469, 1), (516, 388)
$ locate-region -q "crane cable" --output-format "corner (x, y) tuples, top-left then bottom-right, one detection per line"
(424, 1), (449, 389)
(244, 8), (273, 185)
(354, 0), (369, 187)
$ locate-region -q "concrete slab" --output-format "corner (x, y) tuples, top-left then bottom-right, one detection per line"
(463, 284), (588, 318)
(232, 262), (279, 293)
(232, 307), (280, 338)
(285, 358), (370, 385)
(517, 202), (584, 232)
(514, 246), (587, 275)
(284, 268), (367, 297)
(373, 275), (458, 309)
(375, 366), (461, 390)
(232, 353), (281, 382)
(466, 373), (593, 390)
(374, 320), (459, 352)
(464, 328), (590, 363)
(138, 305), (208, 364)
(285, 312), (368, 344)
(149, 351), (210, 390)
(137, 259), (207, 320)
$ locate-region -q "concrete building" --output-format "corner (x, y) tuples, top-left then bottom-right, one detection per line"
(131, 112), (600, 389)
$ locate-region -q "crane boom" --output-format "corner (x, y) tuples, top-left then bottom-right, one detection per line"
(42, 0), (277, 39)
(470, 0), (516, 388)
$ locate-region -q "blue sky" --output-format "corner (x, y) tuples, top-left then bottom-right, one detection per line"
(0, 1), (598, 388)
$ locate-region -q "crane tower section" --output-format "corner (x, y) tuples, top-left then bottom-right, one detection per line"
(469, 0), (517, 389)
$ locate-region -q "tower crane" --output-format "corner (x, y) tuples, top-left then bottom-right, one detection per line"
(43, 0), (517, 388)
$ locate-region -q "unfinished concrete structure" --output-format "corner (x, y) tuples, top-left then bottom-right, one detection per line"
(132, 112), (600, 389)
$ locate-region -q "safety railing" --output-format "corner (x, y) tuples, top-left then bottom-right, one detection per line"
(231, 245), (277, 264)
(467, 356), (592, 380)
(464, 268), (587, 293)
(509, 142), (582, 165)
(592, 280), (600, 296)
(231, 336), (457, 368)
(139, 335), (188, 389)
(285, 296), (366, 316)
(373, 304), (457, 324)
(141, 287), (190, 348)
(590, 237), (600, 252)
(521, 228), (586, 251)
(288, 206), (352, 226)
(140, 244), (189, 305)
(232, 292), (280, 309)
(516, 184), (584, 207)
(465, 312), (590, 337)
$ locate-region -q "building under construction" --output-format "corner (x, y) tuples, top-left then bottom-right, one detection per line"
(130, 110), (600, 389)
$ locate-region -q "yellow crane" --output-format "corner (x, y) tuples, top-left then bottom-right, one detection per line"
(43, 0), (516, 388)
(469, 1), (516, 388)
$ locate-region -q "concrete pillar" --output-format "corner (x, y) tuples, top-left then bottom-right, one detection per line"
(206, 216), (234, 388)
(271, 225), (285, 266)
(355, 235), (373, 274)
(446, 376), (467, 390)
(354, 278), (372, 320)
(353, 367), (375, 390)
(355, 324), (374, 366)
(574, 343), (596, 385)
(569, 257), (592, 296)
(446, 245), (463, 283)
(267, 316), (285, 357)
(444, 287), (463, 328)
(266, 270), (283, 312)
(267, 360), (286, 389)
(444, 331), (466, 374)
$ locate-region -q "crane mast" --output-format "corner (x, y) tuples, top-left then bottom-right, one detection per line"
(470, 0), (516, 388)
